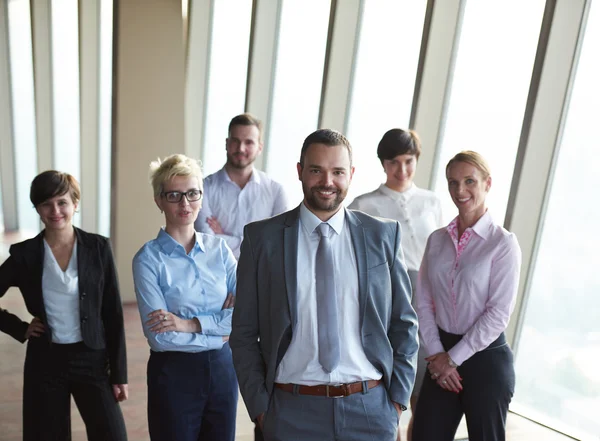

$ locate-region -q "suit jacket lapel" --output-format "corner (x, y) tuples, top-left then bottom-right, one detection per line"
(283, 207), (300, 326)
(75, 228), (96, 299)
(346, 209), (368, 328)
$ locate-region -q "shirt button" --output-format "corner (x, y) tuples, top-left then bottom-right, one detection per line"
(81, 292), (86, 298)
(201, 289), (206, 295)
(81, 317), (88, 324)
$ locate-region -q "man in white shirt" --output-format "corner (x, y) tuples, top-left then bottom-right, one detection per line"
(231, 129), (418, 441)
(194, 113), (290, 259)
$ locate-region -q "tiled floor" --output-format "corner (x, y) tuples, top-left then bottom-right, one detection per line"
(0, 234), (572, 441)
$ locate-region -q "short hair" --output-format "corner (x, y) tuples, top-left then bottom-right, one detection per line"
(149, 154), (203, 197)
(228, 113), (263, 142)
(30, 170), (81, 207)
(377, 129), (422, 163)
(299, 129), (352, 167)
(446, 150), (492, 179)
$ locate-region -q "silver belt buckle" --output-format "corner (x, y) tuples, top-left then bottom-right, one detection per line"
(326, 384), (345, 398)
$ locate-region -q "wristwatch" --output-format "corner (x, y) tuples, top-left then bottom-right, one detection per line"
(447, 355), (458, 368)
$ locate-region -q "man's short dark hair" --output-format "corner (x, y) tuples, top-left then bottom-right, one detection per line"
(377, 129), (422, 164)
(228, 113), (263, 141)
(299, 129), (352, 167)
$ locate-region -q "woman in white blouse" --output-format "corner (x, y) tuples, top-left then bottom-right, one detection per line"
(0, 171), (128, 441)
(412, 151), (521, 441)
(348, 128), (442, 440)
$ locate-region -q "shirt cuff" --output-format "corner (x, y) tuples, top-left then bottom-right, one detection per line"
(206, 335), (225, 351)
(447, 339), (473, 366)
(197, 315), (218, 335)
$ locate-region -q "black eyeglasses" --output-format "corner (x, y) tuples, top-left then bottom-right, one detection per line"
(161, 189), (203, 203)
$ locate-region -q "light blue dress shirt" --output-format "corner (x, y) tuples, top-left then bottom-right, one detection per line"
(275, 204), (381, 384)
(133, 228), (237, 353)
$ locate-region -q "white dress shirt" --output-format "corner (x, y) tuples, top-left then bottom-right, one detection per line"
(42, 240), (82, 343)
(349, 183), (442, 272)
(194, 167), (291, 258)
(275, 204), (382, 385)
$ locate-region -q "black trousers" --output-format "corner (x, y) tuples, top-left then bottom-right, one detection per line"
(23, 338), (127, 441)
(412, 329), (515, 441)
(147, 343), (238, 441)
(255, 424), (264, 441)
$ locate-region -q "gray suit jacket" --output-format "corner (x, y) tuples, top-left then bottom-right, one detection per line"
(230, 206), (418, 421)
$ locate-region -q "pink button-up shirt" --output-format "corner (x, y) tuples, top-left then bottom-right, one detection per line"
(415, 211), (521, 366)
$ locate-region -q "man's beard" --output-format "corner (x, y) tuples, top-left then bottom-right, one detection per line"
(303, 185), (346, 213)
(226, 152), (256, 169)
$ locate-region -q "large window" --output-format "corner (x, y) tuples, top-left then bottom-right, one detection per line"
(432, 0), (545, 223)
(98, 0), (114, 237)
(512, 3), (600, 439)
(265, 0), (331, 205)
(7, 0), (38, 233)
(345, 0), (427, 203)
(51, 0), (81, 180)
(202, 0), (253, 176)
(0, 181), (3, 232)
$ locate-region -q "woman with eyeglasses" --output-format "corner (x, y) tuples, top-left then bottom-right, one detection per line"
(0, 170), (128, 441)
(132, 154), (238, 441)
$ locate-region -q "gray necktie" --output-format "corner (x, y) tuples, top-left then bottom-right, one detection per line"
(315, 223), (340, 373)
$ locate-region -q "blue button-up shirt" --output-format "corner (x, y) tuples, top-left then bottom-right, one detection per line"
(133, 229), (237, 352)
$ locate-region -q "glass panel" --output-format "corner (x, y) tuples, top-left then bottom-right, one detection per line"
(202, 0), (253, 176)
(265, 0), (331, 205)
(51, 0), (81, 180)
(513, 3), (600, 439)
(98, 0), (113, 237)
(0, 178), (3, 232)
(7, 0), (39, 233)
(346, 0), (427, 203)
(432, 0), (545, 224)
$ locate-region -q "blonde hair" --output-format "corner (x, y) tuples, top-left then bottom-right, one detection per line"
(149, 154), (203, 197)
(446, 150), (491, 179)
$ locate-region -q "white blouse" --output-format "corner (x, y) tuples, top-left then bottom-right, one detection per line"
(42, 240), (82, 343)
(348, 184), (442, 272)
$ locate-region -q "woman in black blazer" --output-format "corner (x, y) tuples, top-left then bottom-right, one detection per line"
(0, 171), (128, 441)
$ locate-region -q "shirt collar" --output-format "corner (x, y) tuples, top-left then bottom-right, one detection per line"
(156, 228), (205, 255)
(471, 210), (493, 239)
(446, 210), (493, 240)
(220, 166), (261, 185)
(378, 183), (416, 201)
(299, 202), (345, 236)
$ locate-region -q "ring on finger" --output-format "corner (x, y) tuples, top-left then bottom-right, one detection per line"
(442, 380), (447, 384)
(163, 314), (168, 322)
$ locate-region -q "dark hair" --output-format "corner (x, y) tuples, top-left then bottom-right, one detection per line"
(299, 129), (352, 167)
(228, 113), (263, 141)
(377, 129), (422, 164)
(30, 170), (81, 207)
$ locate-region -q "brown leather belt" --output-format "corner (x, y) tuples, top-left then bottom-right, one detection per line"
(275, 379), (381, 398)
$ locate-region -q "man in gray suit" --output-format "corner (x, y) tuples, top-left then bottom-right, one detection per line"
(230, 129), (418, 440)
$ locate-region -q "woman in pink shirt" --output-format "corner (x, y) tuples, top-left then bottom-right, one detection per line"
(412, 151), (521, 441)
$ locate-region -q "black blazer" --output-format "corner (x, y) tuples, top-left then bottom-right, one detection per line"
(0, 228), (127, 384)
